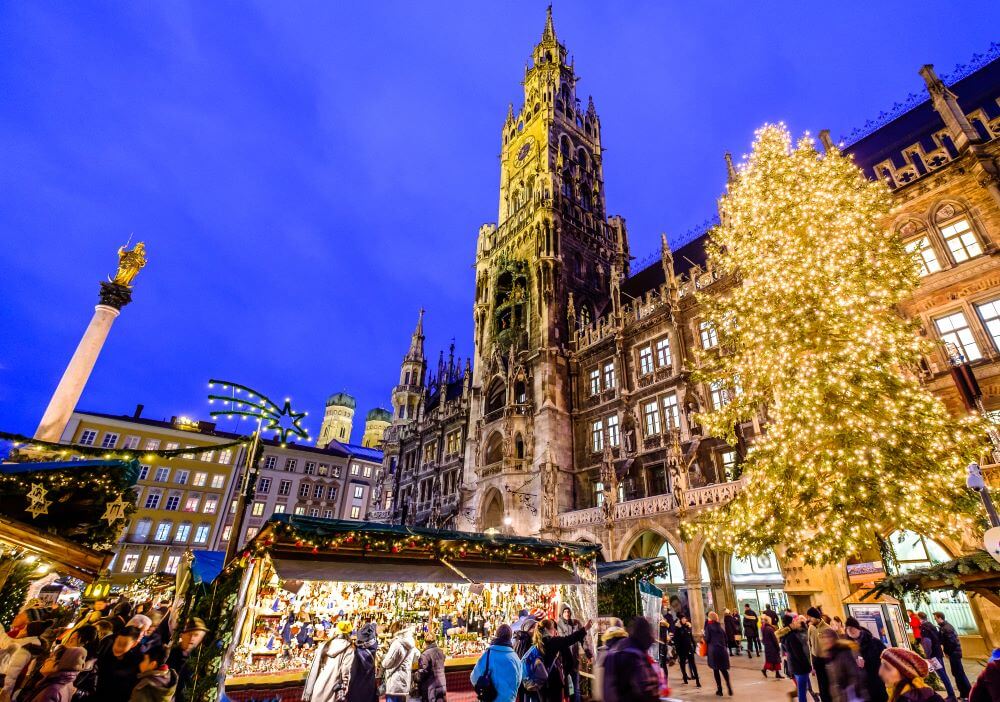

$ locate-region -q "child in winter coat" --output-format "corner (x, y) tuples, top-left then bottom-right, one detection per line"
(129, 646), (178, 702)
(24, 646), (86, 702)
(879, 647), (945, 702)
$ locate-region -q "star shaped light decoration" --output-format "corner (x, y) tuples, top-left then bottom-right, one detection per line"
(207, 379), (310, 444)
(25, 482), (52, 519)
(102, 493), (130, 526)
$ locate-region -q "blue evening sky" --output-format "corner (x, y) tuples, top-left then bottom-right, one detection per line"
(1, 2), (997, 443)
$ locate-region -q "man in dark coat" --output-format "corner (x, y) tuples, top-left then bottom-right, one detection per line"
(935, 612), (972, 700)
(743, 605), (761, 658)
(601, 616), (659, 702)
(723, 609), (741, 656)
(917, 611), (956, 700)
(165, 617), (208, 702)
(347, 622), (378, 702)
(95, 626), (143, 702)
(416, 631), (447, 702)
(673, 615), (700, 687)
(845, 616), (887, 702)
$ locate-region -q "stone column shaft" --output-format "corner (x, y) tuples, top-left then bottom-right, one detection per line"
(34, 304), (121, 442)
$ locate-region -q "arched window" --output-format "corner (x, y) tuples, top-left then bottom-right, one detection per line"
(898, 219), (941, 277)
(577, 147), (589, 171)
(934, 203), (983, 264)
(482, 490), (504, 529)
(514, 433), (525, 459)
(888, 529), (979, 635)
(514, 380), (527, 405)
(559, 135), (571, 159)
(579, 304), (592, 329)
(484, 432), (503, 464)
(485, 379), (506, 415)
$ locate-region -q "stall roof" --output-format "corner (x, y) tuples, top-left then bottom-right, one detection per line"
(259, 514), (602, 556)
(597, 558), (667, 583)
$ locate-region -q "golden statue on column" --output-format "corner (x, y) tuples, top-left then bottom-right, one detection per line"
(110, 242), (147, 287)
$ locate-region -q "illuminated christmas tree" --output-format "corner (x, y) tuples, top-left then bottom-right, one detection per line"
(691, 124), (985, 565)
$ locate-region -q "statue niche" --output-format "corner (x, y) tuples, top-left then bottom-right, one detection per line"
(493, 261), (529, 350)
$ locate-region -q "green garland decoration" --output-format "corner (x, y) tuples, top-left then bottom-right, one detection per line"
(0, 430), (246, 461)
(0, 559), (35, 629)
(187, 563), (246, 702)
(866, 550), (1000, 600)
(597, 560), (668, 623)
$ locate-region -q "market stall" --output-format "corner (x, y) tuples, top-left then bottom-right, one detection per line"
(222, 515), (599, 700)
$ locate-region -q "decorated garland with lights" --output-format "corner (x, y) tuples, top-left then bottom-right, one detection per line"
(687, 124), (987, 565)
(0, 430), (245, 461)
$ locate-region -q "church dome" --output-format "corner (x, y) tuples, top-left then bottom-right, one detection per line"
(326, 392), (356, 409)
(366, 407), (392, 423)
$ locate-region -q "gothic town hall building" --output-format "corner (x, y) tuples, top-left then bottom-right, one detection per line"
(371, 10), (1000, 651)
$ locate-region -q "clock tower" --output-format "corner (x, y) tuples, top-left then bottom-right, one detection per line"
(463, 7), (629, 536)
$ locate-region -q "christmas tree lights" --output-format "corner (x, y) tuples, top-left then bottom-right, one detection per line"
(688, 124), (987, 565)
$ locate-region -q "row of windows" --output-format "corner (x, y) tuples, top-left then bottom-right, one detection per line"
(589, 393), (682, 452)
(76, 430), (233, 464)
(141, 489), (218, 514)
(588, 362), (617, 395)
(137, 465), (227, 490)
(903, 216), (984, 277)
(933, 298), (1000, 362)
(260, 455), (370, 478)
(120, 552), (184, 575)
(132, 518), (211, 545)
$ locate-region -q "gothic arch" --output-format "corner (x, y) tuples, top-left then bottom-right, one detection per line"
(619, 523), (684, 562)
(484, 431), (504, 465)
(485, 378), (507, 414)
(480, 488), (505, 530)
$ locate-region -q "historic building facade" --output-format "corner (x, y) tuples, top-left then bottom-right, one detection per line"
(376, 13), (1000, 649)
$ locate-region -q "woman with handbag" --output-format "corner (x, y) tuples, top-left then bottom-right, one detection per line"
(471, 625), (522, 702)
(704, 612), (733, 697)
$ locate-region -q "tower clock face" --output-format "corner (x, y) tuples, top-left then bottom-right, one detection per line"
(517, 138), (534, 162)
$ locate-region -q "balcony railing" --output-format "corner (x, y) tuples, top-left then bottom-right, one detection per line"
(556, 478), (745, 529)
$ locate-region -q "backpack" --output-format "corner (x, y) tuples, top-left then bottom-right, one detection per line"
(474, 649), (498, 702)
(522, 645), (558, 693)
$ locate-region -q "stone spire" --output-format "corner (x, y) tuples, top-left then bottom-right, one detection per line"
(919, 64), (981, 150)
(818, 129), (838, 154)
(724, 152), (737, 183)
(541, 4), (557, 44)
(406, 308), (425, 362)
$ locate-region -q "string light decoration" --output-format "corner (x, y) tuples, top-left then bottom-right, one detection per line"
(687, 124), (987, 565)
(207, 379), (310, 444)
(0, 430), (244, 461)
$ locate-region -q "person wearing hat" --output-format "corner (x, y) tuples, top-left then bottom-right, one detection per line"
(346, 622), (378, 702)
(879, 647), (946, 702)
(471, 624), (522, 702)
(166, 618), (208, 702)
(673, 614), (701, 687)
(601, 616), (659, 702)
(20, 645), (85, 702)
(807, 606), (833, 702)
(845, 616), (887, 702)
(592, 621), (628, 701)
(415, 631), (447, 702)
(969, 648), (1000, 702)
(303, 620), (355, 702)
(1, 619), (51, 699)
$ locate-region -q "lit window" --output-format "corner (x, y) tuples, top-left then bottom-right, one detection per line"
(700, 321), (718, 349)
(123, 436), (140, 450)
(607, 415), (620, 447)
(143, 555), (159, 573)
(934, 311), (982, 362)
(181, 446), (195, 459)
(304, 462), (316, 475)
(245, 527), (258, 541)
(144, 439), (161, 451)
(299, 483), (310, 498)
(721, 451), (738, 481)
(655, 337), (671, 368)
(591, 420), (604, 452)
(284, 459), (298, 472)
(164, 442), (179, 451)
(314, 484), (326, 499)
(294, 507), (306, 515)
(218, 449), (232, 464)
(905, 236), (941, 276)
(977, 299), (1000, 352)
(164, 556), (181, 574)
(274, 503), (286, 514)
(203, 496), (218, 514)
(221, 525), (232, 542)
(133, 518), (152, 541)
(138, 465), (150, 481)
(164, 493), (181, 511)
(662, 393), (680, 430)
(264, 456), (277, 470)
(144, 491), (161, 510)
(278, 480), (291, 496)
(588, 369), (601, 396)
(643, 401), (661, 436)
(257, 478), (271, 493)
(211, 475), (225, 489)
(154, 522), (172, 542)
(175, 523), (191, 541)
(353, 486), (364, 499)
(251, 501), (266, 517)
(940, 218), (982, 263)
(638, 346), (654, 375)
(350, 506), (361, 519)
(199, 451), (215, 463)
(193, 524), (210, 544)
(363, 465), (372, 477)
(121, 553), (139, 573)
(78, 430), (97, 446)
(710, 380), (730, 409)
(350, 464), (360, 476)
(324, 509), (333, 519)
(603, 362), (616, 390)
(175, 470), (189, 485)
(101, 433), (119, 449)
(230, 500), (238, 514)
(193, 472), (207, 487)
(183, 496), (200, 512)
(154, 467), (170, 482)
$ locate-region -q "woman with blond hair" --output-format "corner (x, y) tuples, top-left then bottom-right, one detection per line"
(704, 612), (733, 696)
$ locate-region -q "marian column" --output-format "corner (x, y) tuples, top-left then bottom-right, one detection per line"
(34, 243), (148, 443)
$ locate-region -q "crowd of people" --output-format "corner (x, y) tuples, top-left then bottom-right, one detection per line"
(0, 597), (207, 702)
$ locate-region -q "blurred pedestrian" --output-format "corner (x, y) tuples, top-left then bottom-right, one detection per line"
(845, 616), (887, 702)
(556, 605), (590, 702)
(969, 648), (999, 702)
(521, 617), (591, 702)
(22, 646), (86, 702)
(416, 631), (446, 702)
(592, 621), (626, 701)
(915, 612), (955, 701)
(601, 616), (659, 702)
(129, 646), (177, 702)
(761, 615), (784, 679)
(723, 609), (740, 657)
(347, 622), (378, 702)
(879, 647), (945, 702)
(673, 615), (701, 688)
(704, 612), (733, 697)
(744, 605), (762, 658)
(821, 629), (864, 702)
(165, 618), (207, 702)
(1, 619), (51, 699)
(934, 613), (971, 700)
(95, 626), (143, 702)
(807, 607), (832, 702)
(781, 615), (813, 702)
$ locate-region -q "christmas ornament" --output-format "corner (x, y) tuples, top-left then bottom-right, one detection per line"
(25, 482), (51, 519)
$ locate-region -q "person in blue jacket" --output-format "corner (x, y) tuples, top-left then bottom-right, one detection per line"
(471, 624), (523, 702)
